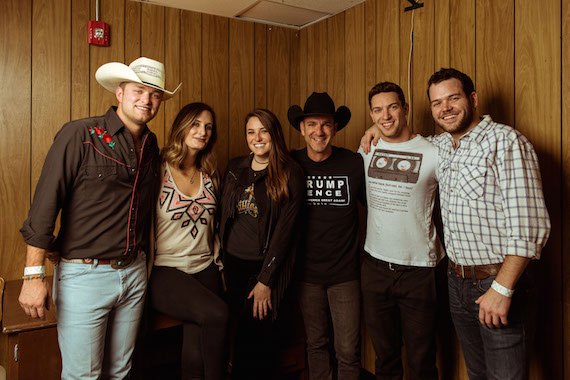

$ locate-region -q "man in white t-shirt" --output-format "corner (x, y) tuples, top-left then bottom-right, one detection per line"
(358, 82), (444, 379)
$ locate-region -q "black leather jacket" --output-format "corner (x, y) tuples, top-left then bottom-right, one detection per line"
(219, 154), (305, 317)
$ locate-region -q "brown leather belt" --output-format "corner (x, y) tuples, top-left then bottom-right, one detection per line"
(449, 260), (501, 280)
(60, 251), (138, 270)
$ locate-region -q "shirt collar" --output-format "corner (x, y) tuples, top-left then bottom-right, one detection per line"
(441, 114), (493, 147)
(104, 106), (151, 137)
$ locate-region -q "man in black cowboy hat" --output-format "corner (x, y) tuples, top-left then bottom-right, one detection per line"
(288, 92), (366, 380)
(18, 57), (180, 379)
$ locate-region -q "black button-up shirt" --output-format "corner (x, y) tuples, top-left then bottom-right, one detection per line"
(21, 107), (160, 259)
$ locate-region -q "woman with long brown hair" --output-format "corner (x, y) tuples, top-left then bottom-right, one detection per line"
(149, 102), (228, 380)
(219, 109), (304, 379)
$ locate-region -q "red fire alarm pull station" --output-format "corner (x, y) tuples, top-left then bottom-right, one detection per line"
(88, 0), (109, 46)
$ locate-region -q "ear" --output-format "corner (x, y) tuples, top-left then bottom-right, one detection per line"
(404, 103), (410, 115)
(115, 85), (123, 103)
(300, 122), (306, 136)
(369, 109), (374, 122)
(470, 92), (479, 108)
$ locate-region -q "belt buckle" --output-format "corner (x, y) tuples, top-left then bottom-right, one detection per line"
(111, 253), (136, 269)
(388, 262), (395, 271)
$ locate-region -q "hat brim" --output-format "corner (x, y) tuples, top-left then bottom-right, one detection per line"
(287, 105), (351, 131)
(95, 62), (180, 101)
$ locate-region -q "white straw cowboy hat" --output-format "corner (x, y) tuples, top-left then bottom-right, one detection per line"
(95, 57), (181, 100)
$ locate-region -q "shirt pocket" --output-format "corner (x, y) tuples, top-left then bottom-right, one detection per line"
(84, 165), (118, 203)
(459, 165), (486, 200)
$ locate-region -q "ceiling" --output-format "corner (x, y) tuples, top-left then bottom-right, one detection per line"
(135, 0), (366, 29)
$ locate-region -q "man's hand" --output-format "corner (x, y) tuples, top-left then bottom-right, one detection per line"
(475, 287), (511, 328)
(360, 125), (382, 154)
(247, 281), (272, 320)
(19, 278), (50, 319)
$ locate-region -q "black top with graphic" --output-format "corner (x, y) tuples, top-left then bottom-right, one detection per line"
(292, 147), (366, 285)
(225, 168), (262, 261)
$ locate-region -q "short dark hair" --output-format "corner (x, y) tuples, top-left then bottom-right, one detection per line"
(368, 82), (406, 108)
(427, 68), (475, 100)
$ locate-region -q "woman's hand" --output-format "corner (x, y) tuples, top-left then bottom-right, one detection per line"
(248, 281), (272, 320)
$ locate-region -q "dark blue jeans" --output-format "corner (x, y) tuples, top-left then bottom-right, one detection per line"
(447, 262), (537, 380)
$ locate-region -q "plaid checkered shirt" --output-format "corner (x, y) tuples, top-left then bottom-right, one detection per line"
(428, 115), (550, 266)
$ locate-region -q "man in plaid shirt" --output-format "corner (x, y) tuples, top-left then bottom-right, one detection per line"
(362, 68), (550, 379)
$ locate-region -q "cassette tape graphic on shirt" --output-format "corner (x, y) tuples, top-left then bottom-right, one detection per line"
(368, 149), (423, 183)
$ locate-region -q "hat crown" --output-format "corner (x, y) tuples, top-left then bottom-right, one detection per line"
(129, 57), (166, 90)
(303, 92), (336, 116)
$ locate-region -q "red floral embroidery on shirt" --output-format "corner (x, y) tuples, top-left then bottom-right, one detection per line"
(89, 126), (116, 150)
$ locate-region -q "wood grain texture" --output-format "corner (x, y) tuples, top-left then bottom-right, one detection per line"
(376, 0), (399, 84)
(164, 7), (181, 145)
(327, 13), (346, 148)
(0, 0), (31, 284)
(124, 0), (141, 64)
(410, 0), (434, 137)
(267, 26), (292, 145)
(398, 1), (411, 113)
(313, 22), (328, 91)
(141, 3), (165, 146)
(254, 23), (267, 109)
(202, 14), (229, 168)
(71, 0), (90, 120)
(475, 0), (514, 127)
(229, 19), (254, 160)
(289, 30), (303, 150)
(449, 0), (475, 80)
(433, 0), (450, 135)
(515, 0), (562, 378)
(364, 0), (376, 130)
(180, 10), (201, 106)
(344, 4), (365, 152)
(31, 0), (71, 189)
(563, 0), (570, 377)
(306, 24), (316, 95)
(89, 0), (125, 117)
(293, 27), (309, 150)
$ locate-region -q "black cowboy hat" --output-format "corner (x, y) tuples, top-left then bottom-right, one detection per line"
(287, 92), (351, 131)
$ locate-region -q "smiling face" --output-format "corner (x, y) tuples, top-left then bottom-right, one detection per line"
(429, 78), (478, 140)
(246, 116), (272, 161)
(116, 82), (163, 129)
(300, 115), (336, 162)
(369, 91), (410, 143)
(184, 110), (213, 153)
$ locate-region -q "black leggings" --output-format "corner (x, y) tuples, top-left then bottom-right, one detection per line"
(150, 264), (229, 380)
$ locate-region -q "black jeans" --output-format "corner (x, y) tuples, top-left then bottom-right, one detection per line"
(361, 254), (438, 380)
(224, 253), (277, 380)
(150, 264), (229, 380)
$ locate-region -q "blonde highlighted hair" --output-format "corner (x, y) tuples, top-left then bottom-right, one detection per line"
(161, 102), (219, 191)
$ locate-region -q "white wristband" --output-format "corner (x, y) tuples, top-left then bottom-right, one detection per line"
(24, 266), (46, 276)
(491, 280), (514, 298)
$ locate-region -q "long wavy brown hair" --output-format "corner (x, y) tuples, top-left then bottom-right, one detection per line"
(161, 102), (219, 192)
(245, 109), (292, 203)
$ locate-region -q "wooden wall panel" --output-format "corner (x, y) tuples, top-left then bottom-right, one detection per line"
(327, 14), (346, 148)
(124, 0), (141, 64)
(0, 0), (32, 283)
(141, 3), (165, 146)
(364, 0), (376, 129)
(292, 27), (309, 150)
(267, 27), (292, 145)
(202, 15), (229, 168)
(344, 4), (365, 152)
(449, 0), (475, 81)
(229, 19), (255, 160)
(515, 0), (562, 378)
(433, 0), (450, 135)
(254, 23), (268, 109)
(475, 0), (514, 127)
(410, 1), (434, 136)
(313, 22), (328, 91)
(398, 2), (411, 110)
(164, 7), (181, 142)
(180, 11), (201, 106)
(31, 0), (71, 189)
(89, 0), (125, 117)
(376, 0), (399, 83)
(306, 25), (316, 95)
(71, 0), (90, 120)
(289, 30), (303, 150)
(563, 0), (570, 376)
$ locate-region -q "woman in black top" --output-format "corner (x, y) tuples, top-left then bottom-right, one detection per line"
(219, 109), (304, 379)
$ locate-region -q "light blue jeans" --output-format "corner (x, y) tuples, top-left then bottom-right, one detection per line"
(53, 253), (147, 380)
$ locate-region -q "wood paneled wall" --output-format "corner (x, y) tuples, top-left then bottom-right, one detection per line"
(1, 0), (568, 378)
(289, 0), (567, 378)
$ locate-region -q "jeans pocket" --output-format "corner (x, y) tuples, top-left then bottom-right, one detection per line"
(476, 276), (495, 294)
(57, 263), (91, 281)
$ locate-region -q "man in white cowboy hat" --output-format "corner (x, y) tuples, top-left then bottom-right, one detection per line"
(18, 57), (180, 379)
(288, 92), (366, 380)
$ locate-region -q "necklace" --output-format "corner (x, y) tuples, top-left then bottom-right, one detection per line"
(253, 156), (269, 165)
(186, 167), (197, 184)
